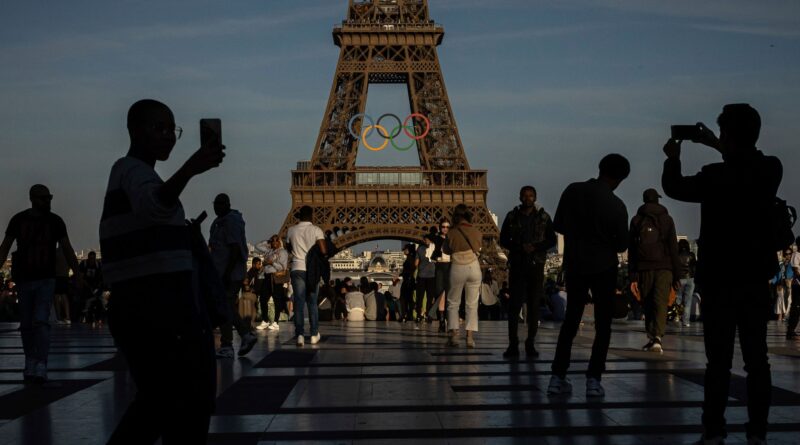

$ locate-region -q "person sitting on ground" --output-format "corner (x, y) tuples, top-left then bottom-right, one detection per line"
(345, 284), (366, 322)
(364, 281), (377, 321)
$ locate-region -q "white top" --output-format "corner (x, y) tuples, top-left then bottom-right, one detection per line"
(791, 251), (800, 283)
(287, 221), (325, 272)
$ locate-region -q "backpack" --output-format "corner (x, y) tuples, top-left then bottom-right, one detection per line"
(769, 197), (796, 251)
(634, 214), (664, 261)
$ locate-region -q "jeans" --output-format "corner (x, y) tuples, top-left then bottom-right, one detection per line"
(447, 261), (481, 332)
(679, 277), (696, 323)
(639, 270), (673, 340)
(107, 272), (215, 444)
(291, 270), (319, 337)
(701, 280), (771, 440)
(17, 279), (55, 365)
(400, 277), (415, 321)
(220, 280), (251, 348)
(507, 262), (545, 346)
(552, 266), (616, 380)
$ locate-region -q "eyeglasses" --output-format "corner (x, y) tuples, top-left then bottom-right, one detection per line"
(150, 124), (183, 140)
(440, 225), (451, 229)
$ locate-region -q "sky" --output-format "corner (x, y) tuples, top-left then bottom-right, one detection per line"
(1, 0), (799, 252)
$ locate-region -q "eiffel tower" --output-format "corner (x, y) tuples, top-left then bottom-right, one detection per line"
(280, 0), (500, 257)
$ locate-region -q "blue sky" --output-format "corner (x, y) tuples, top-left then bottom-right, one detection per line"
(1, 0), (799, 250)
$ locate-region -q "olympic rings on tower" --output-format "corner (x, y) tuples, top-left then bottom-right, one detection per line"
(347, 113), (431, 152)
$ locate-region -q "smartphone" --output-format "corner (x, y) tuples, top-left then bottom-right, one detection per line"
(195, 210), (208, 224)
(670, 124), (701, 141)
(200, 119), (222, 148)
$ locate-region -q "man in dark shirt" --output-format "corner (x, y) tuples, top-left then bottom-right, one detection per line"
(549, 154), (630, 398)
(662, 104), (781, 444)
(0, 184), (80, 383)
(499, 185), (556, 359)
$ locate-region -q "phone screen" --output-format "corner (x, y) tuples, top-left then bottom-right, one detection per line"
(200, 119), (222, 148)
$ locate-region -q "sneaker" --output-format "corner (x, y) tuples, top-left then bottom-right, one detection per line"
(682, 322), (691, 327)
(642, 338), (663, 353)
(268, 322), (280, 331)
(466, 336), (475, 349)
(296, 335), (305, 347)
(65, 320), (71, 325)
(746, 436), (767, 445)
(446, 331), (459, 347)
(310, 333), (321, 345)
(502, 346), (520, 359)
(525, 340), (540, 359)
(215, 346), (234, 359)
(238, 333), (257, 356)
(694, 435), (725, 445)
(32, 361), (48, 384)
(586, 377), (605, 397)
(546, 375), (572, 395)
(256, 321), (269, 331)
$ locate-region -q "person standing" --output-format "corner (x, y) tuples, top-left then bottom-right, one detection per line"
(499, 185), (556, 359)
(432, 219), (452, 332)
(415, 234), (437, 323)
(443, 204), (483, 348)
(210, 193), (257, 358)
(662, 103), (781, 444)
(287, 205), (327, 346)
(548, 154), (630, 398)
(786, 238), (800, 339)
(677, 239), (698, 327)
(628, 188), (681, 353)
(399, 244), (417, 322)
(100, 99), (223, 443)
(0, 184), (81, 383)
(263, 234), (289, 330)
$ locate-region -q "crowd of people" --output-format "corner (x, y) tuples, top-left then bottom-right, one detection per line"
(0, 100), (794, 445)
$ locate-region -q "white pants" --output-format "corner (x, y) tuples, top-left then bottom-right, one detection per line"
(447, 260), (482, 332)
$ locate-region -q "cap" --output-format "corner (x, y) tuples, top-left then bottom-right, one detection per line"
(643, 188), (662, 203)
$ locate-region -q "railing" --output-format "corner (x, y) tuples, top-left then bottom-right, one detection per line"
(334, 22), (443, 32)
(291, 168), (487, 189)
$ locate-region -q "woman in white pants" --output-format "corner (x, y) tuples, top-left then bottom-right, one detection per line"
(444, 204), (484, 348)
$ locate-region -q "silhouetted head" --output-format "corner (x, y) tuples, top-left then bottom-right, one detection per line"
(678, 239), (690, 252)
(598, 154), (630, 190)
(127, 99), (176, 162)
(29, 184), (52, 213)
(642, 188), (661, 204)
(717, 103), (760, 159)
(422, 233), (434, 245)
(519, 185), (537, 209)
(451, 204), (473, 225)
(213, 193), (231, 217)
(297, 205), (313, 222)
(403, 243), (416, 256)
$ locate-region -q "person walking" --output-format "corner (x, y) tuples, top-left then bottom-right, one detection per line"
(287, 205), (327, 346)
(432, 219), (452, 332)
(415, 234), (437, 323)
(629, 188), (681, 353)
(499, 185), (556, 359)
(662, 103), (782, 444)
(677, 239), (698, 326)
(399, 244), (417, 322)
(210, 193), (257, 358)
(443, 204), (483, 348)
(0, 184), (81, 383)
(548, 154), (630, 398)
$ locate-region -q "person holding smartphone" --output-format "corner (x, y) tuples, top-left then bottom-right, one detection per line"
(100, 99), (225, 444)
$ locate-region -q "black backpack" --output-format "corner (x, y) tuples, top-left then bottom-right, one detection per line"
(769, 197), (797, 251)
(634, 214), (664, 261)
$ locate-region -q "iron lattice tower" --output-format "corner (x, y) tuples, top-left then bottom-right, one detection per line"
(280, 0), (500, 255)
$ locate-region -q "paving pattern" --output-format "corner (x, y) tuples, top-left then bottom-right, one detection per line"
(0, 316), (798, 444)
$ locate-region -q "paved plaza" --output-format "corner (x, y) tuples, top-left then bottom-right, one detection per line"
(0, 318), (798, 444)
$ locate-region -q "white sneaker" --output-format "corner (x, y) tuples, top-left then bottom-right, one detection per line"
(256, 321), (269, 331)
(296, 336), (305, 347)
(268, 322), (280, 331)
(586, 377), (605, 397)
(682, 322), (691, 327)
(546, 375), (572, 395)
(310, 333), (321, 344)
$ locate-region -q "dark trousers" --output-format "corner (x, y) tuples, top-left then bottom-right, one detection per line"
(256, 276), (271, 323)
(107, 272), (215, 445)
(639, 269), (673, 340)
(701, 280), (771, 440)
(415, 276), (436, 319)
(220, 280), (251, 347)
(400, 278), (415, 321)
(551, 266), (616, 380)
(507, 262), (545, 346)
(787, 281), (800, 334)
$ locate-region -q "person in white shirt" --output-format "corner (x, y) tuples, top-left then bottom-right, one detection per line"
(286, 206), (327, 346)
(346, 286), (366, 321)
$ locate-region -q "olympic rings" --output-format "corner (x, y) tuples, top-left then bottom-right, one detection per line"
(347, 113), (431, 151)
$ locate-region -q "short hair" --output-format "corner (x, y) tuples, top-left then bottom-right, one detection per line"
(718, 103), (760, 146)
(519, 185), (536, 197)
(252, 257), (262, 264)
(678, 239), (690, 251)
(297, 205), (313, 221)
(598, 154), (631, 181)
(451, 204), (473, 224)
(88, 251), (97, 258)
(127, 99), (170, 130)
(423, 233), (435, 242)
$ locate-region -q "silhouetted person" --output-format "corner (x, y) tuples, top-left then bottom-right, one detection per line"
(100, 99), (224, 444)
(415, 233), (437, 323)
(787, 236), (800, 339)
(210, 193), (256, 358)
(287, 205), (327, 346)
(677, 239), (698, 326)
(628, 188), (680, 353)
(0, 184), (80, 383)
(548, 154), (630, 398)
(662, 103), (781, 445)
(432, 218), (451, 332)
(499, 185), (556, 359)
(399, 243), (417, 322)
